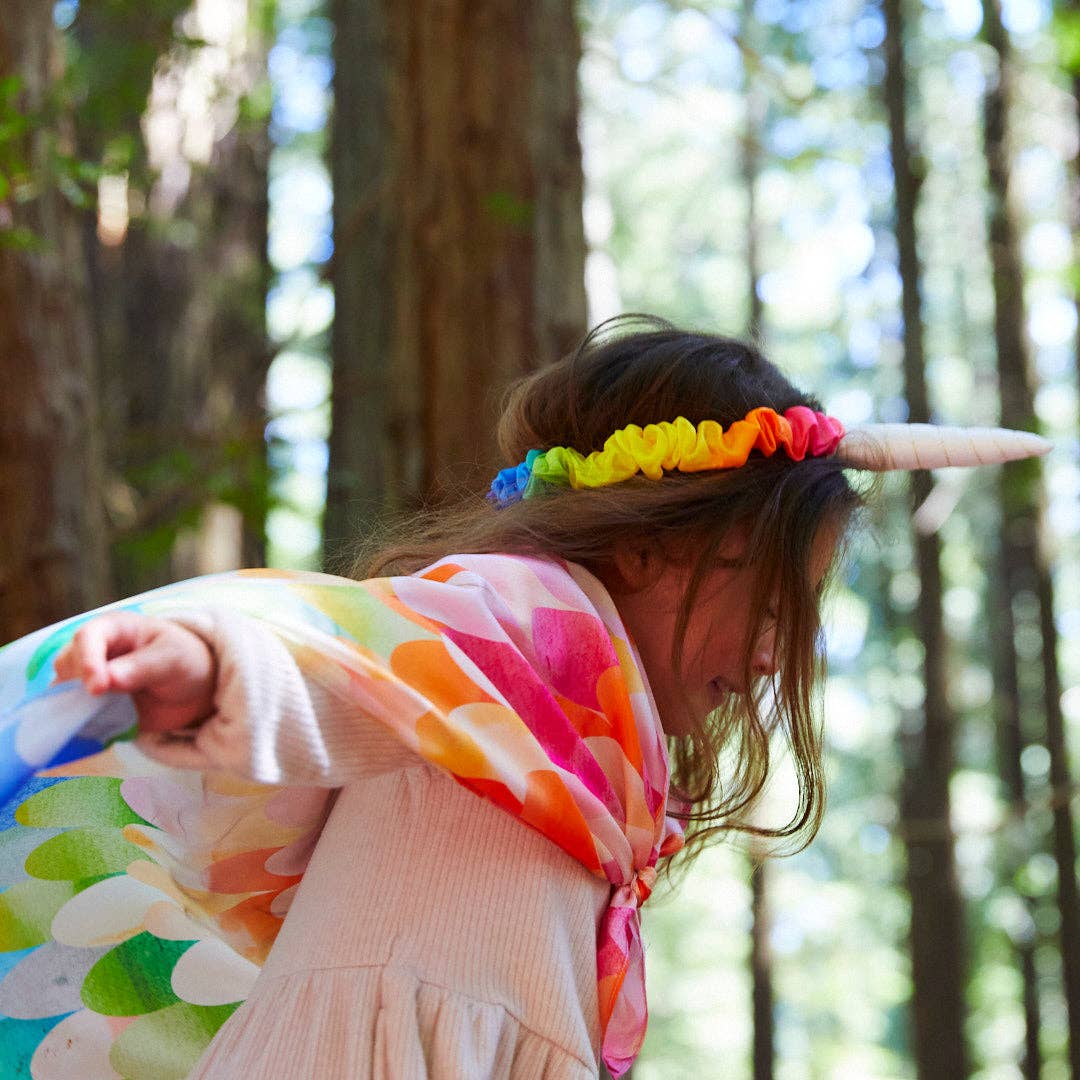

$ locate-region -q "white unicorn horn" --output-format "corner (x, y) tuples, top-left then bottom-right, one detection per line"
(835, 424), (1052, 471)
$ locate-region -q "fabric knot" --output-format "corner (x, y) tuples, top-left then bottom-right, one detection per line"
(631, 865), (656, 906)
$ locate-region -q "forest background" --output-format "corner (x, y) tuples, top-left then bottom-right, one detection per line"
(1, 0), (1079, 1078)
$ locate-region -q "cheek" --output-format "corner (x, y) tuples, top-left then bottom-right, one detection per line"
(685, 615), (739, 675)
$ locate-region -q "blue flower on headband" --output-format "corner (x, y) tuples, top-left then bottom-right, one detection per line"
(487, 450), (542, 507)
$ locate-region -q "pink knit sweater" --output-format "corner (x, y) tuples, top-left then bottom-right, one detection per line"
(147, 605), (608, 1079)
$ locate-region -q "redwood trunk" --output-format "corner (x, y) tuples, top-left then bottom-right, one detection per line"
(982, 1), (1080, 1072)
(0, 1), (109, 636)
(882, 0), (970, 1075)
(741, 8), (774, 1073)
(325, 0), (588, 567)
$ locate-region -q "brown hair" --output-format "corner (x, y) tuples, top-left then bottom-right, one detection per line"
(339, 315), (865, 864)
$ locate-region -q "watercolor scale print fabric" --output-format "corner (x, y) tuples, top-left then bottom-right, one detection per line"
(0, 555), (684, 1078)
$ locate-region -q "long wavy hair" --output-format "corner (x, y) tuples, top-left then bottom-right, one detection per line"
(338, 315), (866, 864)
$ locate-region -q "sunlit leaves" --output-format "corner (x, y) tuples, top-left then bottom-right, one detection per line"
(1051, 7), (1080, 73)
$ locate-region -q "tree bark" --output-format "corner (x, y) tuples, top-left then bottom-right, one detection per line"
(749, 854), (776, 1080)
(950, 252), (1044, 1080)
(0, 1), (109, 637)
(882, 1), (970, 1076)
(325, 0), (588, 567)
(740, 8), (774, 1074)
(981, 2), (1080, 1073)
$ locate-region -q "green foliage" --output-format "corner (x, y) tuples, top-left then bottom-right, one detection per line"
(0, 227), (47, 252)
(0, 57), (102, 247)
(0, 75), (31, 203)
(66, 0), (192, 142)
(239, 81), (274, 124)
(113, 433), (278, 575)
(1051, 7), (1080, 73)
(483, 190), (535, 229)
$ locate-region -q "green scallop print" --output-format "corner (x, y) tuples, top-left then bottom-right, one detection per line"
(16, 777), (149, 829)
(0, 878), (80, 950)
(110, 1000), (240, 1080)
(81, 932), (197, 1016)
(294, 582), (439, 657)
(23, 827), (152, 881)
(26, 632), (67, 682)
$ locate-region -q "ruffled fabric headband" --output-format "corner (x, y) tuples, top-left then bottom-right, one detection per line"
(488, 406), (1051, 507)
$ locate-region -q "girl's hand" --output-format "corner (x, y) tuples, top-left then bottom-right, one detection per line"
(50, 612), (218, 734)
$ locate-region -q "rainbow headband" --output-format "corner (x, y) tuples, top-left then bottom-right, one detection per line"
(488, 406), (845, 507)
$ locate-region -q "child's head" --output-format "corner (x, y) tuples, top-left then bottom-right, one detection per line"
(358, 314), (865, 855)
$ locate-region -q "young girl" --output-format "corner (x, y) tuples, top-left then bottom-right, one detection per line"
(0, 316), (1048, 1080)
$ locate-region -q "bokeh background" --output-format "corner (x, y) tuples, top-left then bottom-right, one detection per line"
(1, 0), (1079, 1077)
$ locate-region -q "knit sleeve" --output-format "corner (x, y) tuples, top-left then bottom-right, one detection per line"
(136, 605), (421, 786)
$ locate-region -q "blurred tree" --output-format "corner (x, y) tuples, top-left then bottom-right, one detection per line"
(749, 853), (776, 1080)
(324, 0), (588, 566)
(980, 1), (1080, 1073)
(1056, 0), (1080, 446)
(0, 2), (110, 634)
(740, 9), (775, 1077)
(69, 0), (274, 596)
(882, 0), (970, 1076)
(977, 8), (1044, 1060)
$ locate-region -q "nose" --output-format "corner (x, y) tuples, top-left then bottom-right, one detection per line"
(751, 629), (778, 678)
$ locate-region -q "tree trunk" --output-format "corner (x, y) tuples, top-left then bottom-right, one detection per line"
(0, 1), (109, 636)
(1062, 0), (1080, 480)
(882, 1), (971, 1076)
(325, 0), (588, 567)
(749, 854), (776, 1080)
(740, 9), (774, 1074)
(981, 2), (1080, 1073)
(950, 252), (1045, 1079)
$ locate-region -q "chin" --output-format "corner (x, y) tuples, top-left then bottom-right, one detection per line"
(658, 709), (701, 739)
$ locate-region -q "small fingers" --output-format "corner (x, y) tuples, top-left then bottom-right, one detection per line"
(50, 612), (159, 694)
(104, 636), (178, 695)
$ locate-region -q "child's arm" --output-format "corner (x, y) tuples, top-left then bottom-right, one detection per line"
(50, 607), (416, 786)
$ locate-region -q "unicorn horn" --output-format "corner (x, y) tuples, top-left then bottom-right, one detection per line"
(835, 424), (1052, 471)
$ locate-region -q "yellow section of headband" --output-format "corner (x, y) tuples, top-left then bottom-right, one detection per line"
(531, 409), (800, 489)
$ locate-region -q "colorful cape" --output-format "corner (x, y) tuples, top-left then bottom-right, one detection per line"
(0, 554), (685, 1079)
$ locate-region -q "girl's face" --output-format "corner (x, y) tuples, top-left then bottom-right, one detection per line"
(605, 526), (837, 737)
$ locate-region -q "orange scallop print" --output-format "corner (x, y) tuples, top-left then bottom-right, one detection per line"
(206, 848), (304, 895)
(389, 639), (495, 711)
(415, 712), (492, 779)
(554, 693), (613, 739)
(218, 891), (286, 959)
(596, 969), (627, 1029)
(39, 747), (122, 779)
(459, 775), (525, 816)
(519, 769), (602, 873)
(419, 562), (467, 583)
(595, 666), (643, 772)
